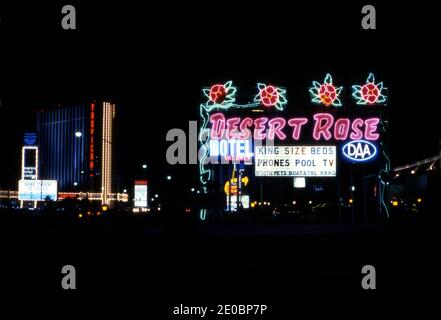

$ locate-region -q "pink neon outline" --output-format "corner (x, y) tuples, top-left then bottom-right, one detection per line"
(267, 117), (287, 140)
(350, 118), (364, 140)
(287, 118), (308, 140)
(364, 118), (380, 140)
(313, 113), (334, 141)
(237, 117), (253, 140)
(334, 118), (350, 140)
(210, 113), (226, 139)
(226, 117), (241, 140)
(253, 117), (268, 140)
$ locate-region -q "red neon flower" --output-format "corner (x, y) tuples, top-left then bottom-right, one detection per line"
(209, 84), (227, 103)
(310, 74), (343, 107)
(352, 73), (387, 105)
(260, 85), (279, 107)
(254, 83), (287, 110)
(361, 83), (380, 104)
(319, 84), (337, 106)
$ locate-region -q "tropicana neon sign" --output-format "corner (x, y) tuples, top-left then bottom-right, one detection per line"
(209, 112), (380, 141)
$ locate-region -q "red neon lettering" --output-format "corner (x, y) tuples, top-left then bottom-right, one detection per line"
(334, 118), (350, 140)
(210, 113), (225, 139)
(254, 117), (268, 140)
(237, 117), (253, 140)
(350, 118), (364, 140)
(267, 117), (286, 140)
(90, 103), (95, 174)
(287, 118), (308, 140)
(313, 113), (334, 140)
(226, 117), (240, 139)
(365, 118), (380, 140)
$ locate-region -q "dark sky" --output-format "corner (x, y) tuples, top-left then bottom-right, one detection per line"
(0, 2), (440, 190)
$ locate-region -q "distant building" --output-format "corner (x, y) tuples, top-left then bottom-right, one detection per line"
(36, 101), (115, 204)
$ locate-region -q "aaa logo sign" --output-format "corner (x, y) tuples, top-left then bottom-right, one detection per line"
(342, 140), (377, 162)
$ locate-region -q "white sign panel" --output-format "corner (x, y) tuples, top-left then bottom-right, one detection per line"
(293, 177), (306, 188)
(226, 195), (250, 211)
(255, 146), (336, 177)
(18, 180), (57, 201)
(134, 185), (148, 208)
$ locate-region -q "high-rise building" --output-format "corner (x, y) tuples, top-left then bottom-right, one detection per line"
(36, 101), (115, 204)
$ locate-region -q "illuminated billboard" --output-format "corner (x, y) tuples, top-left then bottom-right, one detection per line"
(18, 180), (58, 201)
(134, 180), (148, 208)
(255, 146), (336, 177)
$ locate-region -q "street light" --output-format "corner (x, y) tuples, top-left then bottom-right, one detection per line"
(155, 194), (159, 198)
(142, 164), (147, 169)
(166, 175), (172, 180)
(73, 182), (78, 186)
(191, 188), (195, 192)
(75, 132), (82, 138)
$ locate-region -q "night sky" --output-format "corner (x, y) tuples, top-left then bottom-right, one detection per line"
(0, 2), (439, 191)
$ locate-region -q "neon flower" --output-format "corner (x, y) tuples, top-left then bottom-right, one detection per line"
(209, 84), (226, 103)
(203, 81), (237, 104)
(352, 73), (387, 105)
(254, 83), (287, 111)
(309, 73), (343, 107)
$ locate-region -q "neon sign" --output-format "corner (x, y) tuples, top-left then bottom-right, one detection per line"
(209, 113), (380, 141)
(352, 73), (387, 105)
(342, 140), (377, 162)
(254, 83), (287, 110)
(205, 81), (237, 105)
(24, 132), (37, 146)
(209, 139), (253, 163)
(200, 81), (257, 190)
(309, 74), (343, 107)
(22, 146), (38, 180)
(224, 176), (249, 196)
(199, 78), (388, 195)
(89, 103), (95, 176)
